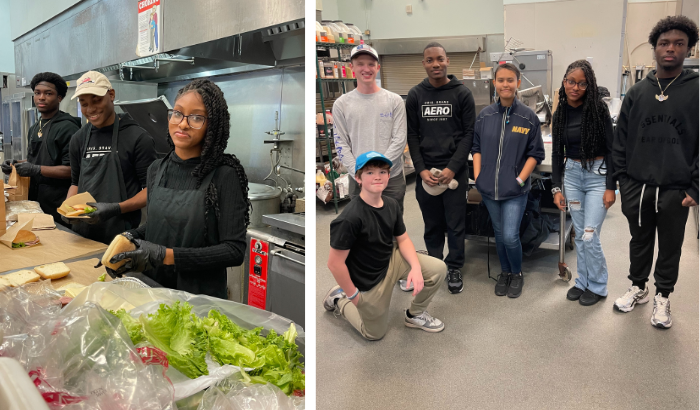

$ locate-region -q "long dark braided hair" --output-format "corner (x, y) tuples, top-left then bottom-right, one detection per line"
(552, 60), (611, 171)
(168, 79), (252, 228)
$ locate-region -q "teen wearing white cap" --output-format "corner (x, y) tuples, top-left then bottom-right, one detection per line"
(62, 71), (156, 245)
(332, 44), (408, 212)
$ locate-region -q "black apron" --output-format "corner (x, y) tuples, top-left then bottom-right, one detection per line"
(72, 117), (129, 244)
(144, 155), (225, 298)
(27, 122), (71, 226)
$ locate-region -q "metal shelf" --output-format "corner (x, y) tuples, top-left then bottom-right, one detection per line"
(316, 42), (356, 49)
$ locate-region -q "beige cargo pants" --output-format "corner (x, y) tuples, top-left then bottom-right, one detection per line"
(336, 245), (447, 340)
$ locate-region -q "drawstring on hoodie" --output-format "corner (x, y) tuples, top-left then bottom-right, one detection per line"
(638, 184), (660, 227)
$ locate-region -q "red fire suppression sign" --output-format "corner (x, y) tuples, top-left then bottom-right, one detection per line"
(248, 239), (269, 310)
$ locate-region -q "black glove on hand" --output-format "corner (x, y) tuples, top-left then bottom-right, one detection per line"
(1, 159), (17, 175)
(14, 162), (41, 177)
(95, 232), (136, 278)
(84, 202), (121, 225)
(109, 239), (166, 273)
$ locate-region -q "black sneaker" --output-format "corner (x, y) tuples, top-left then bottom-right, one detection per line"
(507, 273), (523, 298)
(495, 272), (510, 296)
(447, 269), (463, 294)
(579, 289), (606, 306)
(567, 286), (585, 301)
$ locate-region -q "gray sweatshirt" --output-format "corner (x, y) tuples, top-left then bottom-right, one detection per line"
(332, 88), (407, 178)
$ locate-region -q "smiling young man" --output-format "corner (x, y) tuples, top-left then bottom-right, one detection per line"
(612, 16), (699, 329)
(63, 71), (156, 244)
(406, 42), (475, 294)
(1, 72), (80, 226)
(323, 151), (447, 340)
(332, 45), (408, 212)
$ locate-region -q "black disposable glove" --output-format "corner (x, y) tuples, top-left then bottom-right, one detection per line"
(109, 239), (166, 274)
(84, 202), (122, 225)
(14, 162), (41, 177)
(1, 159), (16, 175)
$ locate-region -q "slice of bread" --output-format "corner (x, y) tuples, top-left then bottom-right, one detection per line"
(4, 270), (41, 287)
(34, 262), (71, 280)
(102, 235), (136, 270)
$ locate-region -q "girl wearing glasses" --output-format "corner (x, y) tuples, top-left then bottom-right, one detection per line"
(551, 60), (615, 306)
(108, 79), (251, 298)
(473, 63), (545, 299)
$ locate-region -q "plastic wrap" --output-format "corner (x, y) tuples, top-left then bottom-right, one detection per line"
(5, 200), (44, 222)
(65, 283), (305, 401)
(0, 280), (62, 338)
(26, 302), (175, 409)
(198, 375), (304, 410)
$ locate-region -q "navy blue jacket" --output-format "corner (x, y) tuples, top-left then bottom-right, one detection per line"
(473, 98), (545, 200)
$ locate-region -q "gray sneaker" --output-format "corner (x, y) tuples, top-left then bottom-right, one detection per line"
(404, 310), (445, 333)
(398, 279), (414, 292)
(323, 285), (346, 311)
(613, 285), (649, 312)
(651, 293), (672, 329)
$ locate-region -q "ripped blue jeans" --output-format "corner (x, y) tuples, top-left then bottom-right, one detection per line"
(564, 158), (609, 296)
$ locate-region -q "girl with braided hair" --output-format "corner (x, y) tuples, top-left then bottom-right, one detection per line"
(108, 78), (250, 299)
(551, 59), (615, 306)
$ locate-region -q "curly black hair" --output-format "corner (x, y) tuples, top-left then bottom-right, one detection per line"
(169, 78), (252, 228)
(552, 60), (611, 172)
(648, 15), (699, 49)
(30, 72), (68, 99)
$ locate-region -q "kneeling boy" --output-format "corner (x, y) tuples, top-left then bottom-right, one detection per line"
(323, 151), (447, 340)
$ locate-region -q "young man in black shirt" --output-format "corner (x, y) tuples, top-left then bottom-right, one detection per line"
(323, 151), (447, 340)
(612, 16), (699, 329)
(406, 42), (475, 294)
(63, 71), (156, 244)
(1, 72), (80, 226)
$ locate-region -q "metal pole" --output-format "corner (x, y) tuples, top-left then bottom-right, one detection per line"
(316, 44), (339, 213)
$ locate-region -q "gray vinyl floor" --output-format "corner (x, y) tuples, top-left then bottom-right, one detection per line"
(316, 174), (699, 410)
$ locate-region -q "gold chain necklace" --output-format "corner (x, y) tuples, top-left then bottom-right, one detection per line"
(38, 118), (53, 138)
(655, 72), (682, 102)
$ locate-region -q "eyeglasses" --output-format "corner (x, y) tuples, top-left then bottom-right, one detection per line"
(167, 109), (208, 129)
(563, 79), (588, 90)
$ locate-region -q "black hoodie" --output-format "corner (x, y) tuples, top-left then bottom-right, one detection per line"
(69, 112), (156, 201)
(406, 75), (475, 175)
(27, 110), (81, 186)
(612, 69), (699, 201)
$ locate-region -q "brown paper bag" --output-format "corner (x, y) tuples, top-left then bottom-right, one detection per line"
(8, 165), (30, 201)
(18, 213), (55, 230)
(0, 216), (37, 249)
(57, 192), (97, 219)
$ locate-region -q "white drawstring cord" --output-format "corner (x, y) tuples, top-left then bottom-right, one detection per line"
(655, 187), (659, 214)
(639, 184), (646, 227)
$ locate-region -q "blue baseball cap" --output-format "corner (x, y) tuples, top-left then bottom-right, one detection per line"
(355, 151), (393, 172)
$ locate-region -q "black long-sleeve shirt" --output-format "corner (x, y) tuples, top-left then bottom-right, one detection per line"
(406, 75), (475, 175)
(128, 153), (247, 272)
(551, 103), (616, 190)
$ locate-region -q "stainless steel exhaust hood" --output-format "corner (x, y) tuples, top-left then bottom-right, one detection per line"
(13, 0), (304, 82)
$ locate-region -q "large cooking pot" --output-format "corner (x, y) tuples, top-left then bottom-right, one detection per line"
(248, 183), (282, 228)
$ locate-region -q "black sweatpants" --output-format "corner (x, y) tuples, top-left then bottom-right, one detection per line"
(619, 175), (689, 294)
(415, 168), (467, 270)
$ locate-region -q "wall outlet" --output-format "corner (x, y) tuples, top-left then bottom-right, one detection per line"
(406, 4), (412, 14)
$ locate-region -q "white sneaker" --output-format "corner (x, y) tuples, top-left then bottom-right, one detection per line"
(322, 285), (346, 311)
(398, 279), (414, 292)
(613, 285), (649, 312)
(404, 310), (445, 333)
(651, 293), (672, 329)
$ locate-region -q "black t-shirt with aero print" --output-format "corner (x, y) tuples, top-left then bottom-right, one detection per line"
(330, 195), (406, 291)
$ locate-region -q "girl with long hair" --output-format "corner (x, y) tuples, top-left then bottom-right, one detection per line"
(108, 78), (251, 298)
(551, 60), (616, 306)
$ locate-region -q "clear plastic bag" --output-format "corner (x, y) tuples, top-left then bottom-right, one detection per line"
(64, 283), (305, 401)
(0, 280), (62, 338)
(26, 302), (175, 409)
(198, 374), (305, 410)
